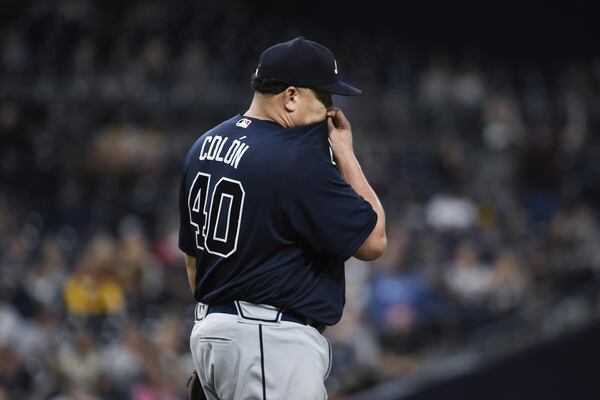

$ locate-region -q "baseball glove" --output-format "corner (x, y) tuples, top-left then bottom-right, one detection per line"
(187, 369), (208, 400)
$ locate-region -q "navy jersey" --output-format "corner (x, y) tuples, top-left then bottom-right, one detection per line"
(178, 114), (377, 325)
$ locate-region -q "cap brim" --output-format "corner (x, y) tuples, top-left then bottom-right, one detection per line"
(313, 80), (362, 96)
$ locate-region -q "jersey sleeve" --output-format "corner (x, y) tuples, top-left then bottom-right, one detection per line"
(178, 169), (196, 256)
(289, 152), (378, 262)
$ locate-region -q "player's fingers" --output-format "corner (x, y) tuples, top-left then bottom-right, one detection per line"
(326, 115), (336, 131)
(332, 107), (351, 129)
(326, 106), (337, 119)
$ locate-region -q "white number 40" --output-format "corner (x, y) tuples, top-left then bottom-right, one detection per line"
(188, 173), (245, 257)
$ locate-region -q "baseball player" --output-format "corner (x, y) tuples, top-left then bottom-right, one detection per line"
(179, 36), (387, 400)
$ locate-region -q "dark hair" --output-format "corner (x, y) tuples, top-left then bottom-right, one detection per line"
(250, 74), (332, 107)
(250, 74), (290, 95)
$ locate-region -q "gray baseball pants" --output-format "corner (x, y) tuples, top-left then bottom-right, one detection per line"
(190, 302), (331, 400)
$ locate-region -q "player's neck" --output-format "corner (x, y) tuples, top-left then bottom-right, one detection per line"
(245, 96), (294, 129)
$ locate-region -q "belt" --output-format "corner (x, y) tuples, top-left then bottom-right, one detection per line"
(205, 302), (326, 332)
(207, 302), (305, 325)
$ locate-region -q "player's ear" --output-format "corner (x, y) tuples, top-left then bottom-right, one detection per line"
(283, 86), (298, 112)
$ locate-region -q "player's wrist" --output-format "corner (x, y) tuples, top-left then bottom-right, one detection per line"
(335, 151), (360, 178)
(330, 136), (355, 159)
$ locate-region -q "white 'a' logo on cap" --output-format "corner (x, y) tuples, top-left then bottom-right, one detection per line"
(334, 59), (338, 75)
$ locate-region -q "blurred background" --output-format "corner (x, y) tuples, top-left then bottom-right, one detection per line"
(1, 0), (600, 399)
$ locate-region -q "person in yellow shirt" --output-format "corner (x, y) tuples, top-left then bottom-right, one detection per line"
(64, 235), (125, 316)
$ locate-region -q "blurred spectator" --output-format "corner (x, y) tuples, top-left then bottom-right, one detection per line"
(489, 250), (528, 313)
(0, 345), (33, 398)
(481, 95), (524, 152)
(0, 302), (21, 348)
(57, 330), (102, 389)
(425, 136), (478, 230)
(152, 316), (190, 393)
(25, 237), (68, 308)
(369, 231), (448, 353)
(444, 241), (493, 308)
(131, 362), (179, 400)
(326, 305), (384, 395)
(100, 324), (145, 393)
(418, 52), (452, 111)
(452, 60), (486, 110)
(63, 235), (125, 317)
(115, 217), (165, 309)
(425, 193), (477, 231)
(518, 126), (562, 223)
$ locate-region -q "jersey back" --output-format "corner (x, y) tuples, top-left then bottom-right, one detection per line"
(179, 114), (376, 325)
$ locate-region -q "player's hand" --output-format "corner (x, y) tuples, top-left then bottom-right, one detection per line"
(326, 106), (354, 160)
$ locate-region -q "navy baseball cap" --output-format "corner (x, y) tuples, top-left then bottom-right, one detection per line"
(255, 36), (361, 96)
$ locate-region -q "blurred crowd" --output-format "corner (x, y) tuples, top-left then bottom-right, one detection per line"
(2, 1), (600, 399)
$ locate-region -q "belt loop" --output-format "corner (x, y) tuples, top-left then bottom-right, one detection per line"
(235, 301), (283, 325)
(195, 303), (208, 321)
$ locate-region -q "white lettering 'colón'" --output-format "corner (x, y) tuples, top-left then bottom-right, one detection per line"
(199, 135), (250, 169)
